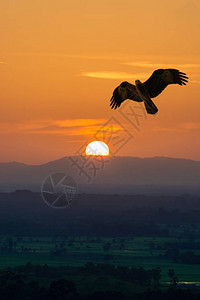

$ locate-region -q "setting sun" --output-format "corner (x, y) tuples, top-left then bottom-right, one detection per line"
(85, 141), (109, 156)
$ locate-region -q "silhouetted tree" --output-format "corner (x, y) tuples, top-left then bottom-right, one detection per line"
(88, 290), (124, 300)
(48, 278), (78, 300)
(151, 267), (161, 286)
(168, 269), (179, 286)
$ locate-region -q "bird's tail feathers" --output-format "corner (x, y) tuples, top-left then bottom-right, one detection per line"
(143, 98), (158, 115)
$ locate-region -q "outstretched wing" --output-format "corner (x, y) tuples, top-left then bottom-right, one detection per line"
(143, 69), (188, 98)
(110, 81), (142, 109)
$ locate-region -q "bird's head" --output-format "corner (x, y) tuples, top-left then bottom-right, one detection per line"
(120, 81), (129, 88)
(135, 79), (141, 85)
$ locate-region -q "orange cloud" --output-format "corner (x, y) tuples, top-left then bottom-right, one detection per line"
(54, 119), (105, 127)
(190, 80), (200, 84)
(82, 71), (148, 80)
(0, 119), (121, 137)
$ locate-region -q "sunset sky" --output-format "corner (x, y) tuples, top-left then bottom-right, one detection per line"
(0, 0), (200, 164)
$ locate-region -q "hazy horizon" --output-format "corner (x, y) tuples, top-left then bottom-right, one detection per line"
(1, 154), (200, 166)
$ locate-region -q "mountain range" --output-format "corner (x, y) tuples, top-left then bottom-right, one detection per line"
(0, 156), (199, 194)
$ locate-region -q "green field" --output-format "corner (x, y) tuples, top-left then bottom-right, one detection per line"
(1, 235), (200, 284)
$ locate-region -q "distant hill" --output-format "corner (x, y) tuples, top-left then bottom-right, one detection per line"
(0, 156), (199, 194)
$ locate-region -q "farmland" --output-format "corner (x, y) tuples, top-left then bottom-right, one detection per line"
(1, 235), (200, 283)
(1, 191), (200, 298)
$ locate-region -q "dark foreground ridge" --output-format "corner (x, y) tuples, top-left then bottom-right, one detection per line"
(0, 263), (199, 300)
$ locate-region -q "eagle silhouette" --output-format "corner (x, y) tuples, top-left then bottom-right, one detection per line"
(110, 69), (188, 114)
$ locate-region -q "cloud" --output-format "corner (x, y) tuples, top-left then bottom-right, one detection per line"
(31, 119), (108, 136)
(0, 118), (121, 137)
(0, 120), (51, 134)
(54, 119), (105, 128)
(190, 80), (200, 84)
(82, 64), (200, 80)
(82, 71), (148, 80)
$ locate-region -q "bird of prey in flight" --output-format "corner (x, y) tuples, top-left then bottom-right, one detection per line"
(110, 69), (188, 114)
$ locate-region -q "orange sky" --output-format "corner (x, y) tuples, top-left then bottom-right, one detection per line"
(0, 0), (200, 164)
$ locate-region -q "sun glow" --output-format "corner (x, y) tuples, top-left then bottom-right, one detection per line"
(85, 141), (109, 156)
